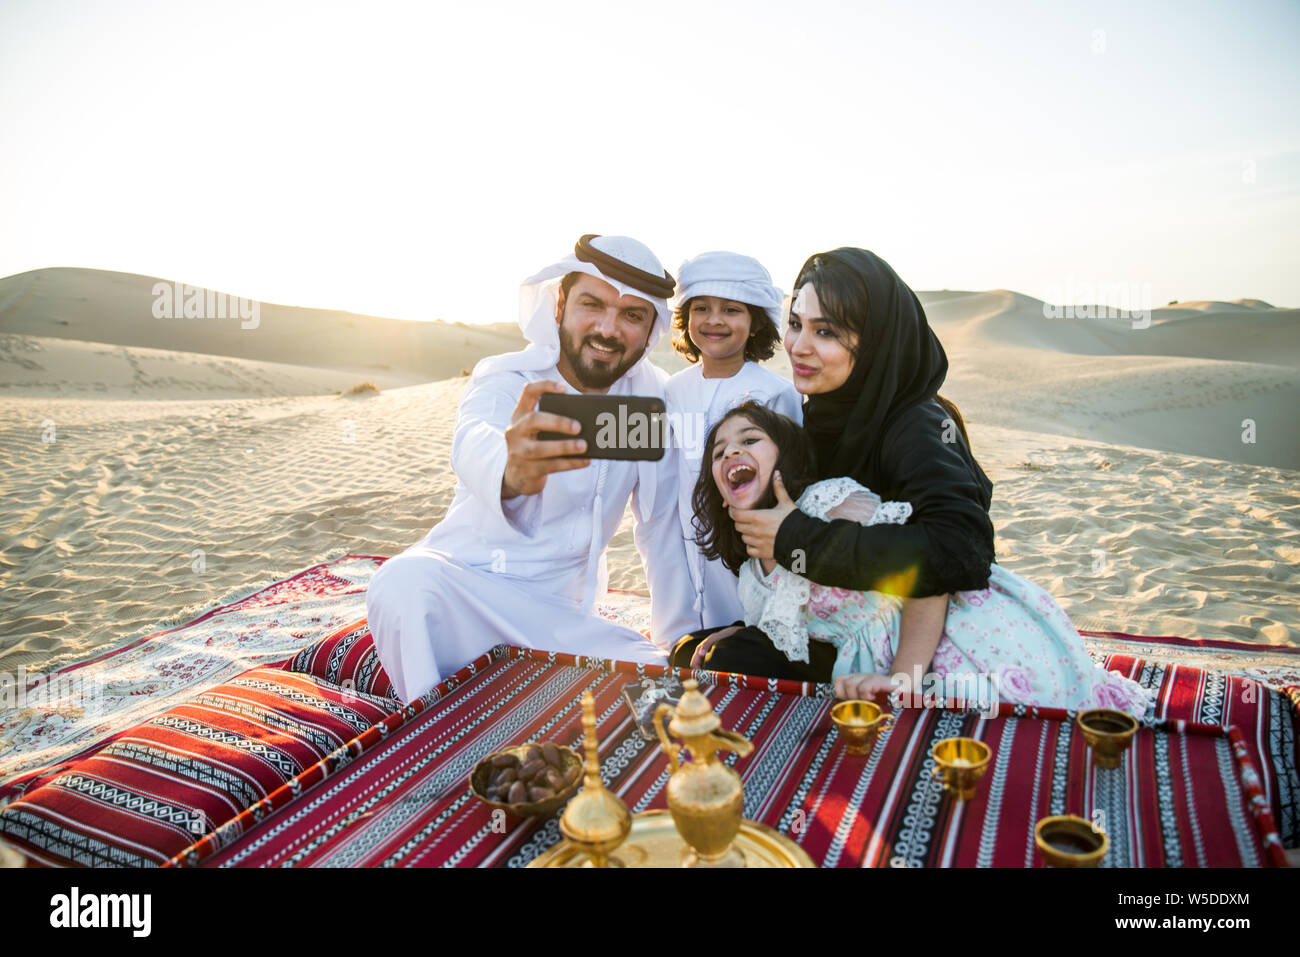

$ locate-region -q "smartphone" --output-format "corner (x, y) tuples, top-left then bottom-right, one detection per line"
(537, 393), (667, 462)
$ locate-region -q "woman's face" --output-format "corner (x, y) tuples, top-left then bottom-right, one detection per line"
(710, 414), (779, 510)
(784, 284), (858, 394)
(687, 296), (752, 364)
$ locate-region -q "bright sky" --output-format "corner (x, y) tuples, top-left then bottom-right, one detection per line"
(1, 0), (1297, 323)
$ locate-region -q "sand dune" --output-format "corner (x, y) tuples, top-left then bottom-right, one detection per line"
(0, 333), (410, 399)
(921, 290), (1299, 470)
(926, 289), (1298, 366)
(0, 267), (526, 387)
(0, 267), (1295, 675)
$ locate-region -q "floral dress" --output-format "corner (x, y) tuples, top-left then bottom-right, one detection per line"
(738, 478), (1152, 717)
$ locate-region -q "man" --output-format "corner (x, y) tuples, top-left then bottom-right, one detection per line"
(365, 234), (698, 702)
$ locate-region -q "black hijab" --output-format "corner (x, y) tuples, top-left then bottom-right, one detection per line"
(796, 248), (949, 484)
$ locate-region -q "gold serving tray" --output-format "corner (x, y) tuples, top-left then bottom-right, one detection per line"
(528, 809), (814, 868)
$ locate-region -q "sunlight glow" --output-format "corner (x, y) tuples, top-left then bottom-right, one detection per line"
(1, 0), (1296, 322)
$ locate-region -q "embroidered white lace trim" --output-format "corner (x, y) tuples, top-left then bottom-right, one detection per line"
(738, 477), (912, 663)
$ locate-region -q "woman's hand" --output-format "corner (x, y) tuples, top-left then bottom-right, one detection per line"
(730, 471), (798, 561)
(690, 624), (742, 668)
(834, 672), (896, 703)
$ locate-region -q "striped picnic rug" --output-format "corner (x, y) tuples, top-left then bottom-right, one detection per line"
(6, 554), (1297, 806)
(170, 646), (1287, 868)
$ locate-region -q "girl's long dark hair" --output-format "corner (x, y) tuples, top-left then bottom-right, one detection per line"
(690, 402), (818, 574)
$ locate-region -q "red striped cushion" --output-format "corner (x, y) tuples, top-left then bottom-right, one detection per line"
(0, 668), (399, 867)
(281, 619), (398, 702)
(279, 596), (655, 702)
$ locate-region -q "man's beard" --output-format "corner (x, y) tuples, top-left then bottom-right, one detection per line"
(557, 321), (648, 391)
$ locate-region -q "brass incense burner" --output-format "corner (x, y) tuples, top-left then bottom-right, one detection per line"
(558, 691), (631, 867)
(654, 679), (754, 867)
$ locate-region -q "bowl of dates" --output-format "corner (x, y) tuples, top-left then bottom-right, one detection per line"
(469, 741), (582, 817)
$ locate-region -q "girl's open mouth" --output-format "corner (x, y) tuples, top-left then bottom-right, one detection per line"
(725, 460), (757, 497)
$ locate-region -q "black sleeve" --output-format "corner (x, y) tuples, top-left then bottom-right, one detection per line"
(773, 404), (995, 597)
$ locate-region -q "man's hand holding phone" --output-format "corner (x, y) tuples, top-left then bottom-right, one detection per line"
(501, 380), (590, 500)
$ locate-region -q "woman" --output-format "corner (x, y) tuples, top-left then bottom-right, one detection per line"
(672, 247), (995, 692)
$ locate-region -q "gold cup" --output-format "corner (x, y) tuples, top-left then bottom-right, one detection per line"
(1076, 708), (1138, 769)
(930, 737), (991, 800)
(1034, 814), (1108, 867)
(830, 700), (894, 757)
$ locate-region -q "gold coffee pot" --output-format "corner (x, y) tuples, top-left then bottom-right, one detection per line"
(559, 690), (631, 867)
(654, 679), (754, 867)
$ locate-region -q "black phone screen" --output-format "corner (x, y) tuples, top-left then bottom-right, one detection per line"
(537, 393), (667, 461)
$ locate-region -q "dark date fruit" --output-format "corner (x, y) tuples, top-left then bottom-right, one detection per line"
(479, 744), (577, 806)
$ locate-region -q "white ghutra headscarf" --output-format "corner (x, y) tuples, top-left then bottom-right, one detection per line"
(475, 234), (675, 382)
(673, 250), (784, 332)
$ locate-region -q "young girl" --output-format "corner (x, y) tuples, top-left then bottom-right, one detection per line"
(665, 251), (802, 631)
(692, 401), (1152, 717)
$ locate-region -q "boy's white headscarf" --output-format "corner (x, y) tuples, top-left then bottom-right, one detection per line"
(472, 234), (676, 526)
(674, 251), (784, 332)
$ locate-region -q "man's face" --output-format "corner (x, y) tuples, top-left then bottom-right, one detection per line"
(555, 273), (655, 392)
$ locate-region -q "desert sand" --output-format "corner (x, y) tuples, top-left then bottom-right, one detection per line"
(0, 267), (1296, 674)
